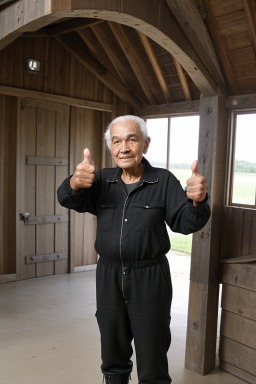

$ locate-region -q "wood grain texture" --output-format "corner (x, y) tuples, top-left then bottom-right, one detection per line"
(220, 310), (256, 349)
(219, 337), (256, 377)
(221, 284), (256, 321)
(16, 99), (70, 279)
(185, 95), (228, 374)
(0, 96), (17, 275)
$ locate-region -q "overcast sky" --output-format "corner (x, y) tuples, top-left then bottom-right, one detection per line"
(145, 114), (256, 166)
(145, 116), (199, 166)
(236, 114), (256, 164)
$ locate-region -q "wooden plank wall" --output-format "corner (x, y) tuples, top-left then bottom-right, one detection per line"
(70, 107), (105, 268)
(0, 95), (17, 275)
(220, 263), (256, 383)
(0, 37), (114, 100)
(220, 206), (256, 259)
(0, 36), (131, 276)
(220, 207), (256, 382)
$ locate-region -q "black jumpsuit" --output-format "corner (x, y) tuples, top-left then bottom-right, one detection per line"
(57, 157), (211, 384)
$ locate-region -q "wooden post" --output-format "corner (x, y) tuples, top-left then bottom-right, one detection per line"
(185, 95), (228, 374)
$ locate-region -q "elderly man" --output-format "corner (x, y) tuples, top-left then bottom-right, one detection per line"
(57, 115), (210, 384)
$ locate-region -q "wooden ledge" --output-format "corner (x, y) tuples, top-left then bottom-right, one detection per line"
(221, 255), (256, 264)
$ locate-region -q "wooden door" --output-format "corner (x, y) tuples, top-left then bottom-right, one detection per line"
(16, 98), (70, 279)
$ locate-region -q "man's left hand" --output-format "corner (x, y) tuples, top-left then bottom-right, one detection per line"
(186, 160), (207, 207)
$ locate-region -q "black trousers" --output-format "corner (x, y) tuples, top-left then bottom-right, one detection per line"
(96, 255), (172, 384)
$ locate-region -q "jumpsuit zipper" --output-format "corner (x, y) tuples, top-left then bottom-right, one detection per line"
(119, 182), (144, 302)
(119, 195), (129, 301)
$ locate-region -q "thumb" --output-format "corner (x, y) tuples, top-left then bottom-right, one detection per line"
(191, 160), (199, 177)
(83, 148), (91, 164)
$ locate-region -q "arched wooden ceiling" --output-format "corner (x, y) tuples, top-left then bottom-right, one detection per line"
(0, 0), (256, 112)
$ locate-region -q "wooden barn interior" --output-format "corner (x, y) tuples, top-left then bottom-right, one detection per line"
(0, 0), (256, 383)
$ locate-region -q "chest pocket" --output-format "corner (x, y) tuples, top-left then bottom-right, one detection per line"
(96, 202), (116, 231)
(131, 201), (165, 232)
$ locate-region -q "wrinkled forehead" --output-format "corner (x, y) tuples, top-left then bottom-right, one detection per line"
(110, 120), (142, 139)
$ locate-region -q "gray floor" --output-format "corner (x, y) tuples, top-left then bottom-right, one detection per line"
(0, 252), (245, 384)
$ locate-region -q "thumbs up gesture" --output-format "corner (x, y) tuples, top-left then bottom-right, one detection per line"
(186, 160), (207, 206)
(70, 148), (95, 191)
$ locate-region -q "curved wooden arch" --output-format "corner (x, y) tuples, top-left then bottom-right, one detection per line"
(0, 0), (219, 96)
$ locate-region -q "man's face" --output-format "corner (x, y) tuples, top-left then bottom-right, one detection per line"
(110, 120), (150, 170)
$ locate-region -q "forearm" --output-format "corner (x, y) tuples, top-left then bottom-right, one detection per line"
(57, 176), (97, 214)
(166, 180), (211, 235)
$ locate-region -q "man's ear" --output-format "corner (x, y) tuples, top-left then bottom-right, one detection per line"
(143, 137), (151, 154)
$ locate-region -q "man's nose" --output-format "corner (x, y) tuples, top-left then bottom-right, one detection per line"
(120, 140), (129, 152)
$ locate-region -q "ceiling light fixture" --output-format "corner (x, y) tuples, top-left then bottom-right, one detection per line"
(26, 58), (40, 73)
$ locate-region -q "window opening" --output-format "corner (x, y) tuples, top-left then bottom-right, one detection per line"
(145, 118), (168, 168)
(229, 112), (256, 208)
(168, 116), (199, 188)
(145, 115), (199, 254)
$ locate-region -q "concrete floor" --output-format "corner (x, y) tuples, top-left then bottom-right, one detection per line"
(0, 252), (245, 384)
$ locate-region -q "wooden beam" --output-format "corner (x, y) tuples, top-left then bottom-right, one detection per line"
(50, 1), (221, 95)
(49, 18), (104, 36)
(89, 23), (129, 87)
(137, 31), (172, 103)
(56, 32), (141, 111)
(173, 57), (192, 101)
(228, 93), (256, 109)
(88, 23), (151, 105)
(0, 84), (113, 112)
(165, 0), (227, 95)
(0, 0), (16, 6)
(108, 22), (156, 105)
(0, 0), (62, 51)
(203, 0), (239, 95)
(140, 100), (200, 118)
(185, 95), (229, 374)
(0, 0), (220, 95)
(78, 27), (120, 81)
(23, 19), (105, 37)
(243, 0), (256, 57)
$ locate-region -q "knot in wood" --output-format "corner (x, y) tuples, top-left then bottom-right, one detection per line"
(193, 322), (198, 330)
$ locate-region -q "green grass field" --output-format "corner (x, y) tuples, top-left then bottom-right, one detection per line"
(168, 168), (256, 254)
(232, 172), (256, 205)
(169, 167), (193, 254)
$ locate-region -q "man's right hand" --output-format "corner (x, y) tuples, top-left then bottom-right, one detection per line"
(70, 148), (95, 191)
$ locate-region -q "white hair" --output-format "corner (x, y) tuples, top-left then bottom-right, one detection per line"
(104, 115), (149, 150)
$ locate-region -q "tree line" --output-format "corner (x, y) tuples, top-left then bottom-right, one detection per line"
(234, 160), (256, 173)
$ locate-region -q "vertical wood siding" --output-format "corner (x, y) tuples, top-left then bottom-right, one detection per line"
(0, 95), (17, 275)
(0, 37), (131, 278)
(220, 206), (256, 259)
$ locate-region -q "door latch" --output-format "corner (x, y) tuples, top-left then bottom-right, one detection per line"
(19, 213), (30, 225)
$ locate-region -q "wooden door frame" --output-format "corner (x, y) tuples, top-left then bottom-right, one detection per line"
(16, 97), (26, 280)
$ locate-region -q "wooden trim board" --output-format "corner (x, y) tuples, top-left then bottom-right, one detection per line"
(0, 84), (113, 112)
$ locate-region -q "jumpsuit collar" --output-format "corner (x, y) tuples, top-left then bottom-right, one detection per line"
(106, 157), (158, 184)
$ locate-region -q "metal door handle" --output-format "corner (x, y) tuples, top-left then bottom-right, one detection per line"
(19, 213), (30, 224)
